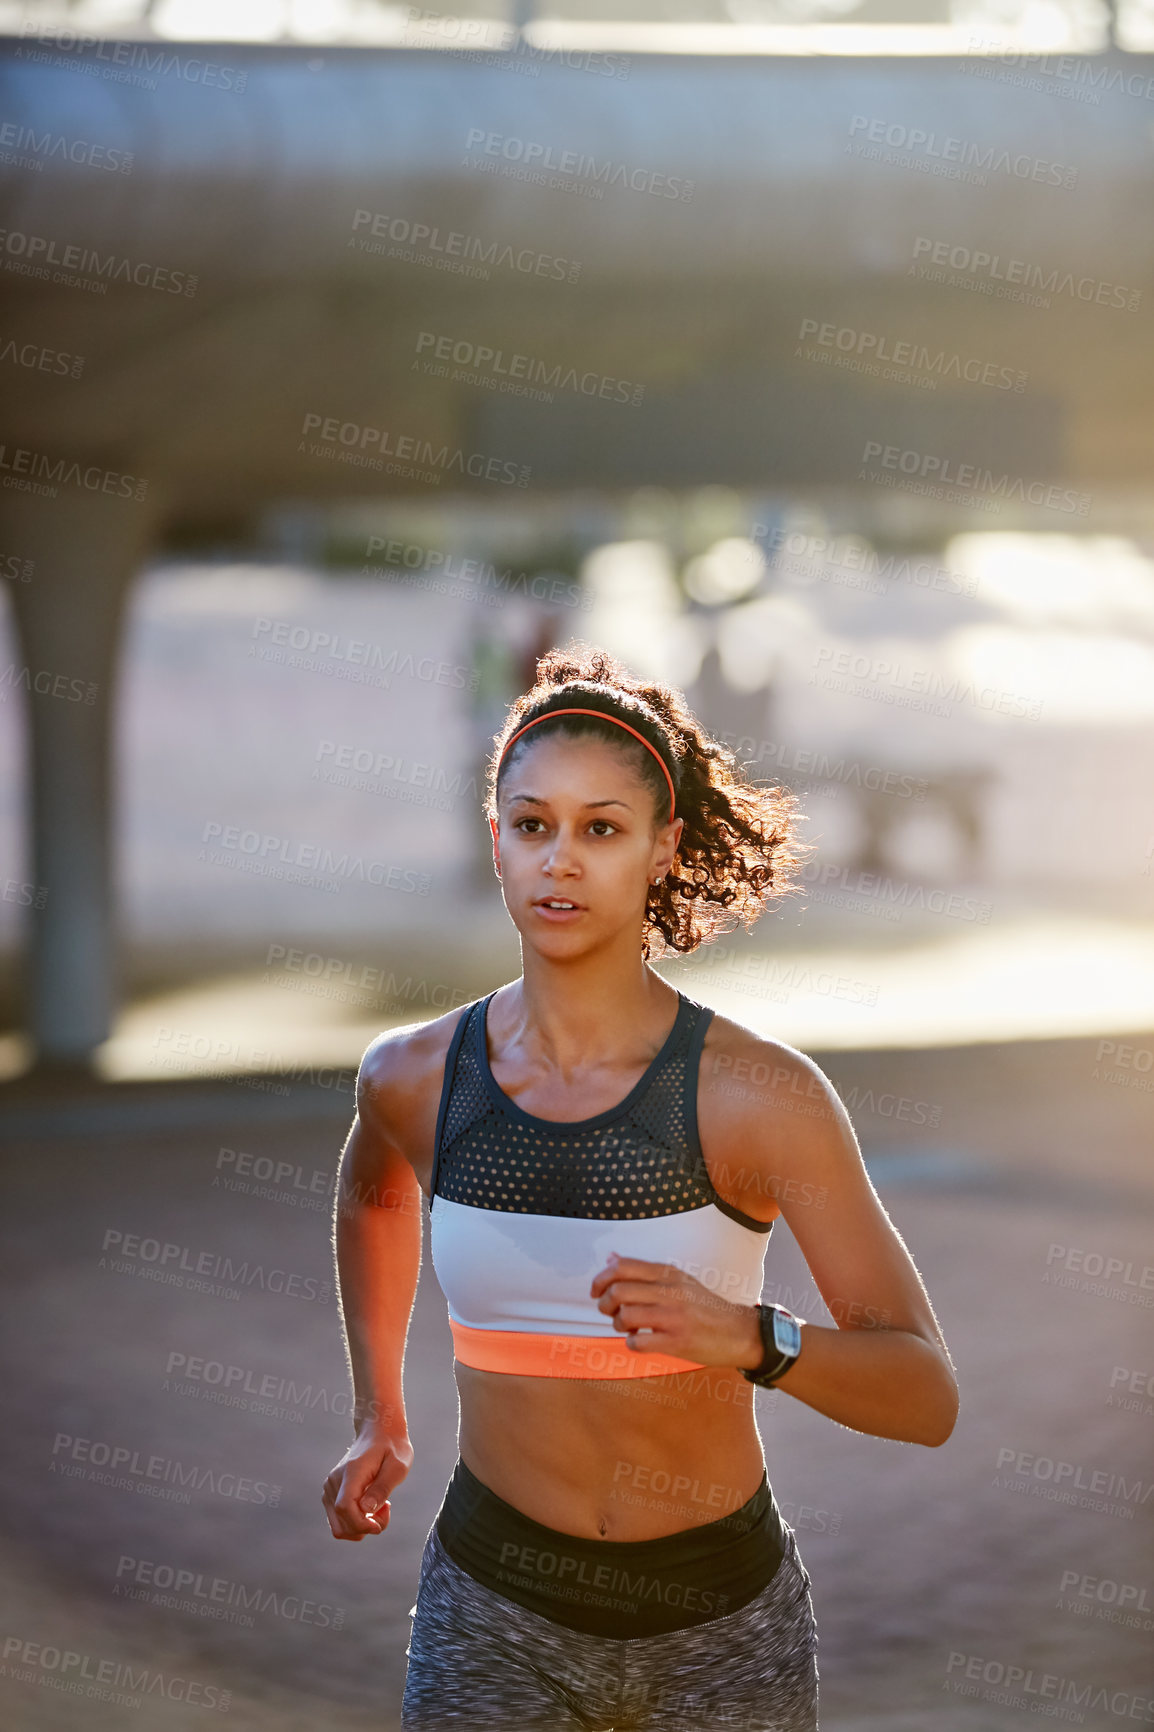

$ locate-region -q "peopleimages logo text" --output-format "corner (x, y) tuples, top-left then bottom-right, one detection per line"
(299, 413), (529, 486)
(846, 114), (1077, 187)
(0, 442), (148, 499)
(0, 118), (134, 172)
(198, 822), (430, 893)
(860, 440), (1091, 514)
(463, 129), (693, 199)
(17, 22), (249, 90)
(0, 227), (196, 295)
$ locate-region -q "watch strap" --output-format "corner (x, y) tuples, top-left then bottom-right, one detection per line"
(740, 1303), (802, 1388)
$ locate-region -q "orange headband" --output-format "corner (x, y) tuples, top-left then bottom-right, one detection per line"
(497, 707), (677, 821)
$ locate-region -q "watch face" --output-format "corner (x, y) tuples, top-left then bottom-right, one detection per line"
(772, 1310), (802, 1358)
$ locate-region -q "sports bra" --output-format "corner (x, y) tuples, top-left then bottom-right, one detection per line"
(428, 988), (774, 1380)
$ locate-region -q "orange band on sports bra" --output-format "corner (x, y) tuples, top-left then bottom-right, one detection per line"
(498, 707), (677, 822)
(449, 1320), (707, 1379)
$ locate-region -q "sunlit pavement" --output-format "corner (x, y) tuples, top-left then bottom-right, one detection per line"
(1, 1018), (1152, 1730)
(2, 894), (1150, 1089)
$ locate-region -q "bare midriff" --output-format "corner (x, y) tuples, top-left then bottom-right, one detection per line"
(454, 1360), (767, 1541)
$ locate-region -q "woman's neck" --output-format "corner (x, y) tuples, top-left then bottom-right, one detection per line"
(501, 955), (679, 1071)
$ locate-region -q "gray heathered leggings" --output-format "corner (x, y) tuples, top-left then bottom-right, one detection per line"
(400, 1521), (820, 1731)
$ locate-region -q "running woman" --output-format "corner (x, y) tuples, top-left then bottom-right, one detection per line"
(323, 645), (959, 1731)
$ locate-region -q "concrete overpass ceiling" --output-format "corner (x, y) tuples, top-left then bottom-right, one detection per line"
(2, 50), (1152, 269)
(472, 359), (1067, 486)
(2, 40), (1152, 505)
(0, 261), (1138, 502)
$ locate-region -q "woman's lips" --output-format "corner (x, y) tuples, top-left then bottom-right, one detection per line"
(532, 899), (585, 921)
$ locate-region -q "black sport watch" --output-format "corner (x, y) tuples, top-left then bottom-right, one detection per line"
(739, 1304), (804, 1388)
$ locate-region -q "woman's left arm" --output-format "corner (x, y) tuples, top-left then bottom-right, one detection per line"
(743, 1046), (958, 1445)
(592, 1041), (960, 1447)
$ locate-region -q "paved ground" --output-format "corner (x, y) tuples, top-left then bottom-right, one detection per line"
(1, 1031), (1152, 1731)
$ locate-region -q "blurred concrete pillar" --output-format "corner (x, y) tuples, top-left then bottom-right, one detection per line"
(2, 486), (165, 1072)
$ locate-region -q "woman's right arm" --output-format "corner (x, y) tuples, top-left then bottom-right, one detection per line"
(322, 1032), (425, 1541)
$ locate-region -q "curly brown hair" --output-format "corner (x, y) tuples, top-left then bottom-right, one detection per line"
(484, 644), (811, 960)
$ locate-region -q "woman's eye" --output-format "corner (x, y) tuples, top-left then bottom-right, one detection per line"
(512, 817), (616, 835)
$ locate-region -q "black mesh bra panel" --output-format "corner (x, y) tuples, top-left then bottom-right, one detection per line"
(433, 990), (768, 1228)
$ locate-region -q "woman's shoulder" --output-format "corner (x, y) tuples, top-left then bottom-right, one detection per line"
(357, 997), (477, 1102)
(699, 1002), (815, 1081)
(697, 1003), (841, 1124)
